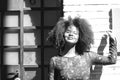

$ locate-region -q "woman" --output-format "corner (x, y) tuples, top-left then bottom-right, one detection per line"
(47, 16), (117, 80)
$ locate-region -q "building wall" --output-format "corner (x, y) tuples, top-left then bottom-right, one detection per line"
(63, 0), (120, 80)
(112, 8), (120, 52)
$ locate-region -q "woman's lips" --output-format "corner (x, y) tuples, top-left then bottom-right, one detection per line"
(67, 37), (74, 40)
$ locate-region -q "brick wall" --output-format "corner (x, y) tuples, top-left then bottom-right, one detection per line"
(63, 0), (120, 80)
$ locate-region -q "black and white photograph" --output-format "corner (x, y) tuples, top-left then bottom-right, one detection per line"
(0, 0), (120, 80)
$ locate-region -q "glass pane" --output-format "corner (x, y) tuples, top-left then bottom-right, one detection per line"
(44, 67), (49, 80)
(44, 48), (58, 65)
(3, 12), (19, 27)
(24, 0), (41, 9)
(24, 11), (41, 27)
(44, 0), (61, 7)
(3, 52), (19, 65)
(24, 68), (41, 80)
(24, 30), (41, 46)
(23, 48), (41, 66)
(44, 11), (61, 26)
(3, 31), (19, 46)
(5, 0), (20, 10)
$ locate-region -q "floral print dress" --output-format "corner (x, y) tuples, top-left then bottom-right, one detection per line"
(49, 51), (117, 80)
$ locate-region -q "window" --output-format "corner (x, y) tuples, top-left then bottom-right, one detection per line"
(0, 0), (63, 80)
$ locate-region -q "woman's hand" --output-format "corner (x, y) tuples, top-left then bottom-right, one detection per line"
(107, 32), (117, 63)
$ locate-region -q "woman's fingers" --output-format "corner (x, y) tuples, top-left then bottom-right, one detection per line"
(109, 45), (117, 53)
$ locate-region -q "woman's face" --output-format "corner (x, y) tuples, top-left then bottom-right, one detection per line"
(64, 25), (79, 44)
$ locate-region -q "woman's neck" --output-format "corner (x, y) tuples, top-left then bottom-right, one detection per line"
(63, 45), (78, 57)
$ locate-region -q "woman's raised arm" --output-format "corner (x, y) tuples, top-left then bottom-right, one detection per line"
(89, 34), (117, 65)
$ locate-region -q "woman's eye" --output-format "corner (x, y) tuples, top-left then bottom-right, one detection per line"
(66, 31), (70, 33)
(73, 32), (78, 35)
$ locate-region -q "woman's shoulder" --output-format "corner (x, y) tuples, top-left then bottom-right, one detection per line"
(50, 55), (61, 61)
(50, 56), (61, 66)
(84, 51), (96, 55)
(84, 51), (98, 58)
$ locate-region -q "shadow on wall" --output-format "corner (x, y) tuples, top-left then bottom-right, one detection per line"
(90, 35), (108, 80)
(23, 0), (41, 80)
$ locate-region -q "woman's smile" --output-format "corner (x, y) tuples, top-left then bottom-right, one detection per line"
(64, 25), (79, 44)
(67, 36), (74, 40)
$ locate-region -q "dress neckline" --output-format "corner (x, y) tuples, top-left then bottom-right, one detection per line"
(62, 54), (80, 58)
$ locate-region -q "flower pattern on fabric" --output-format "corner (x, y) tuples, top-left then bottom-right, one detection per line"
(49, 51), (117, 80)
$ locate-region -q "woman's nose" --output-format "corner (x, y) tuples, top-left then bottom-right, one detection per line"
(69, 32), (73, 36)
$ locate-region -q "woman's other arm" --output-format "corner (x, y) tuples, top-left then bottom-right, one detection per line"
(90, 34), (117, 65)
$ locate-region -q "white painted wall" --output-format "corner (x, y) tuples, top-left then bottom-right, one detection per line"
(112, 8), (120, 52)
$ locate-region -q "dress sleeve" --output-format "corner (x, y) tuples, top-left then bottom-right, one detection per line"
(49, 57), (55, 80)
(89, 37), (117, 65)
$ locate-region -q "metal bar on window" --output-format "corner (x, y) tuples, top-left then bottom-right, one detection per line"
(41, 0), (44, 80)
(19, 0), (24, 80)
